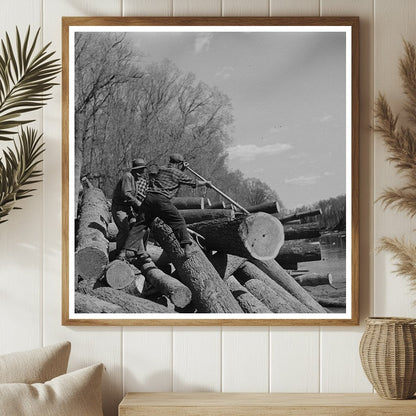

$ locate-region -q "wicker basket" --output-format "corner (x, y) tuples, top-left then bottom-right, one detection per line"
(359, 317), (416, 399)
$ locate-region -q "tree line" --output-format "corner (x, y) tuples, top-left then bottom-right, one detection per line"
(282, 194), (346, 231)
(74, 32), (282, 209)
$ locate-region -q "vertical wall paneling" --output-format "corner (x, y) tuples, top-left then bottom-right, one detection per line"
(222, 327), (269, 392)
(173, 0), (222, 16)
(0, 0), (43, 355)
(320, 0), (375, 393)
(270, 0), (320, 16)
(222, 0), (270, 17)
(42, 2), (123, 415)
(320, 327), (373, 392)
(270, 327), (320, 392)
(173, 327), (221, 392)
(374, 0), (416, 317)
(123, 328), (173, 393)
(123, 0), (173, 16)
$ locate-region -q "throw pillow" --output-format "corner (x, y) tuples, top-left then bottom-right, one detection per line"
(0, 341), (71, 384)
(0, 363), (104, 416)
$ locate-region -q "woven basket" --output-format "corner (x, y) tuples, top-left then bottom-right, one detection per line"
(359, 317), (416, 399)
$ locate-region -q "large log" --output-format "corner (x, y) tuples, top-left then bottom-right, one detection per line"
(74, 292), (125, 313)
(75, 186), (111, 284)
(91, 287), (174, 313)
(189, 213), (284, 261)
(279, 209), (322, 224)
(316, 298), (346, 308)
(250, 259), (327, 313)
(121, 274), (146, 297)
(294, 272), (333, 287)
(240, 278), (305, 313)
(207, 253), (247, 280)
(139, 261), (192, 308)
(234, 262), (311, 313)
(172, 197), (210, 210)
(284, 222), (321, 240)
(246, 201), (280, 214)
(225, 276), (272, 313)
(105, 260), (136, 289)
(146, 243), (172, 275)
(152, 219), (243, 313)
(179, 209), (235, 224)
(277, 240), (322, 265)
(208, 201), (226, 209)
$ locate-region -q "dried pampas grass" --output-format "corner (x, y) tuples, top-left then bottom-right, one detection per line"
(376, 40), (416, 296)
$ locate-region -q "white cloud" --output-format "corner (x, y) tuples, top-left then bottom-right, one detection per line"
(285, 175), (321, 185)
(289, 152), (308, 160)
(320, 114), (333, 123)
(215, 66), (234, 79)
(194, 33), (213, 54)
(227, 143), (292, 162)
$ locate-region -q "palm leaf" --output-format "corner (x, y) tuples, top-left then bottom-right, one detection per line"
(0, 127), (44, 222)
(0, 27), (60, 141)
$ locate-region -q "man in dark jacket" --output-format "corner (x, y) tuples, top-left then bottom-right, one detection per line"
(111, 158), (148, 256)
(124, 153), (210, 259)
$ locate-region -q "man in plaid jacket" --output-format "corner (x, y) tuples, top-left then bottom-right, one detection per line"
(124, 153), (211, 260)
(111, 158), (148, 257)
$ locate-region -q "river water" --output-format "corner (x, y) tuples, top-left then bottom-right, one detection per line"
(298, 233), (347, 313)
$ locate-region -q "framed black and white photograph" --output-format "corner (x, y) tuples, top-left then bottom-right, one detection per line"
(62, 17), (359, 326)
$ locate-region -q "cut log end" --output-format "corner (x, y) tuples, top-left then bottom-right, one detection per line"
(75, 246), (108, 280)
(105, 260), (136, 289)
(241, 212), (284, 261)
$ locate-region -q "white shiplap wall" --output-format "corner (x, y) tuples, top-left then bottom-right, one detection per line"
(1, 1), (416, 415)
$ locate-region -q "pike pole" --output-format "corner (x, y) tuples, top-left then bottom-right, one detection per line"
(183, 162), (250, 215)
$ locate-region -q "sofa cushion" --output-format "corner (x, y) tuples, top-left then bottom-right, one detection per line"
(0, 363), (104, 416)
(0, 342), (71, 384)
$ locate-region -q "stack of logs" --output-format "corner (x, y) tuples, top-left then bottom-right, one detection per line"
(75, 184), (331, 314)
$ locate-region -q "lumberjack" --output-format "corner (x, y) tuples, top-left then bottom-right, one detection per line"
(111, 158), (148, 258)
(124, 153), (211, 259)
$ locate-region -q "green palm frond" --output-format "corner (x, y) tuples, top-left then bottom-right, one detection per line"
(0, 127), (44, 223)
(0, 27), (61, 141)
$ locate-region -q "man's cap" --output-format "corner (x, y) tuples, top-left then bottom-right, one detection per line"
(132, 158), (147, 170)
(169, 153), (185, 163)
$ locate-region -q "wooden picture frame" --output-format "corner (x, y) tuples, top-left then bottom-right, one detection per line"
(62, 16), (359, 326)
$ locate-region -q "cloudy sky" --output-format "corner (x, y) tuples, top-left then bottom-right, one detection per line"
(126, 29), (347, 208)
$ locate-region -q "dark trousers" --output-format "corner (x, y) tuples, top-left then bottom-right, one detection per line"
(124, 193), (191, 252)
(111, 203), (132, 253)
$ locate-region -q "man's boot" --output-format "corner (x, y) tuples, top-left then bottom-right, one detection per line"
(116, 249), (127, 261)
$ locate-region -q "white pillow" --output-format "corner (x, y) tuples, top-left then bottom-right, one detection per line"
(0, 363), (104, 416)
(0, 341), (71, 384)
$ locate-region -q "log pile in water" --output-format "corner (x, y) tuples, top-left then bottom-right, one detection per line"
(74, 183), (335, 315)
(284, 222), (321, 240)
(278, 208), (322, 224)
